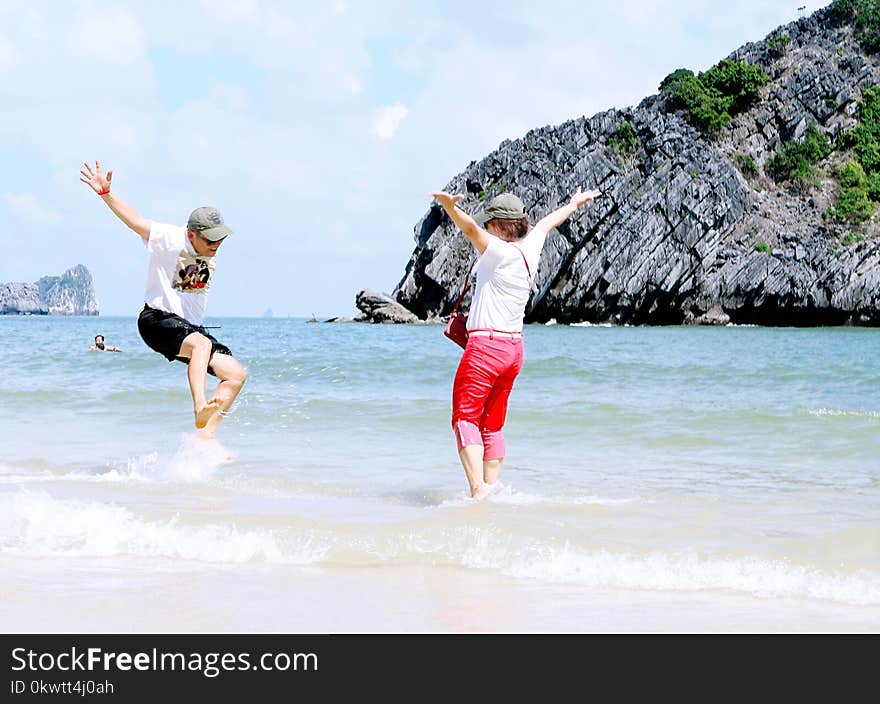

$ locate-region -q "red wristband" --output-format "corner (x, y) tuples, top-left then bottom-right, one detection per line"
(98, 188), (110, 196)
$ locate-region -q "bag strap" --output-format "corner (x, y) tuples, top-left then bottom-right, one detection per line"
(517, 247), (533, 289)
(513, 245), (536, 299)
(450, 258), (477, 315)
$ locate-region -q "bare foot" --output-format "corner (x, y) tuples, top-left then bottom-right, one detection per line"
(471, 484), (492, 501)
(194, 398), (222, 429)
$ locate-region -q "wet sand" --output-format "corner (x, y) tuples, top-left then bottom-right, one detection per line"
(2, 556), (877, 633)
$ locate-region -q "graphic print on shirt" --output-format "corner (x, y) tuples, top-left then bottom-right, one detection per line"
(171, 250), (215, 293)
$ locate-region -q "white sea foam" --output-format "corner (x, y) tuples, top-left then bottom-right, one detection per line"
(437, 486), (638, 508)
(0, 443), (228, 485)
(71, 452), (159, 482)
(1, 490), (876, 605)
(490, 545), (880, 606)
(0, 490), (321, 565)
(85, 438), (236, 484)
(164, 435), (235, 482)
(437, 493), (487, 508)
(0, 463), (53, 483)
(571, 495), (639, 506)
(366, 525), (880, 606)
(571, 321), (613, 327)
(485, 485), (544, 505)
(328, 525), (880, 606)
(807, 408), (880, 419)
(436, 484), (543, 507)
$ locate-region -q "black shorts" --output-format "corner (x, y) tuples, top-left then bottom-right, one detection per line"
(138, 305), (232, 377)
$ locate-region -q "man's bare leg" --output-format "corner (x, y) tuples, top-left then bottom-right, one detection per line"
(196, 352), (247, 439)
(459, 445), (491, 499)
(177, 332), (222, 429)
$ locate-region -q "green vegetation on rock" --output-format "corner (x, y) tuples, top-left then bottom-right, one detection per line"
(660, 60), (771, 135)
(839, 85), (880, 170)
(736, 154), (759, 178)
(829, 85), (880, 222)
(609, 121), (638, 157)
(823, 161), (875, 222)
(766, 84), (880, 224)
(768, 34), (792, 56)
(832, 0), (880, 53)
(841, 230), (866, 245)
(767, 125), (832, 188)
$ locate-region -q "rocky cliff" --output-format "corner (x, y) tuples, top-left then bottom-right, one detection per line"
(359, 4), (880, 326)
(0, 265), (99, 315)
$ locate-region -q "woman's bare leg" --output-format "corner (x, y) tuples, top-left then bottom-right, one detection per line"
(483, 458), (503, 485)
(459, 445), (491, 499)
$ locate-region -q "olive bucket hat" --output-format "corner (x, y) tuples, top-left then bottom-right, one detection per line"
(474, 193), (526, 226)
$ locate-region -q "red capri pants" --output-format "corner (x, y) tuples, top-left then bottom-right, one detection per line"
(452, 333), (524, 461)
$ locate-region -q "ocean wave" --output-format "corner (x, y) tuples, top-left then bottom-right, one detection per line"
(0, 439), (233, 485)
(571, 495), (640, 506)
(437, 483), (544, 507)
(0, 462), (54, 480)
(0, 490), (317, 564)
(437, 486), (640, 508)
(806, 408), (880, 419)
(498, 547), (880, 606)
(2, 490), (876, 606)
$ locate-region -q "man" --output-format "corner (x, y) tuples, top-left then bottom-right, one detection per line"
(89, 334), (121, 352)
(80, 160), (246, 438)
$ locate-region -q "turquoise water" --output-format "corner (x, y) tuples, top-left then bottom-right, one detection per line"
(1, 316), (879, 612)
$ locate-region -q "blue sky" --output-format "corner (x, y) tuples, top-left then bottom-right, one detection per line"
(0, 1), (818, 317)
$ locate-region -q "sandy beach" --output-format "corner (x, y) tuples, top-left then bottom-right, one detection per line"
(3, 556), (878, 633)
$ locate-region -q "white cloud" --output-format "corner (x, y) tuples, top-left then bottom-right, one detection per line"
(159, 2), (373, 101)
(0, 37), (16, 70)
(372, 103), (409, 140)
(200, 0), (261, 23)
(391, 45), (424, 74)
(73, 8), (146, 64)
(2, 192), (60, 229)
(0, 0), (827, 315)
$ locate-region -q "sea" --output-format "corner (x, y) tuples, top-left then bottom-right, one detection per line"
(1, 315), (878, 632)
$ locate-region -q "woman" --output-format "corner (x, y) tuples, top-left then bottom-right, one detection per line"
(430, 187), (602, 499)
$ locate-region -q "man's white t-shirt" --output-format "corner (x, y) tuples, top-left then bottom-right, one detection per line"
(143, 222), (216, 325)
(467, 228), (547, 333)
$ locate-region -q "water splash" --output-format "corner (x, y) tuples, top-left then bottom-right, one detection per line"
(165, 435), (236, 482)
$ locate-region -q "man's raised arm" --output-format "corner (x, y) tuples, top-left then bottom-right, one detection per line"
(80, 160), (151, 242)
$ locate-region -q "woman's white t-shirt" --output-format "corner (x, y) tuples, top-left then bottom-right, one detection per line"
(467, 228), (547, 333)
(142, 221), (216, 325)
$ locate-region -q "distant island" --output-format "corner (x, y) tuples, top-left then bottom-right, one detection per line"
(356, 2), (880, 326)
(0, 264), (99, 315)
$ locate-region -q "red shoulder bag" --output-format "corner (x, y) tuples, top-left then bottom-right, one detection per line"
(443, 259), (476, 349)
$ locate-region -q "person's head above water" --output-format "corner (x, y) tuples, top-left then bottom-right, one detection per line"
(94, 334), (105, 350)
(475, 193), (530, 242)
